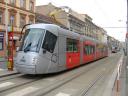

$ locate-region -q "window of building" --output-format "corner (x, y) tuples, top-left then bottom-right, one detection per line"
(9, 14), (16, 26)
(20, 0), (26, 8)
(20, 14), (26, 28)
(29, 17), (34, 24)
(9, 9), (17, 26)
(30, 1), (34, 11)
(0, 0), (4, 3)
(0, 33), (4, 50)
(0, 11), (3, 24)
(66, 38), (79, 52)
(10, 0), (16, 5)
(0, 41), (3, 50)
(0, 39), (3, 50)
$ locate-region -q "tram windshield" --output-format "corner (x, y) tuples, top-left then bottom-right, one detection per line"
(19, 28), (45, 52)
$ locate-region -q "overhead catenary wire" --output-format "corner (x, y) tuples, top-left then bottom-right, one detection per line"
(92, 0), (112, 22)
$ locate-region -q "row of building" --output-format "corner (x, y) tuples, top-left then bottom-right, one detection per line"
(107, 35), (121, 52)
(36, 3), (107, 42)
(0, 0), (119, 57)
(0, 0), (35, 57)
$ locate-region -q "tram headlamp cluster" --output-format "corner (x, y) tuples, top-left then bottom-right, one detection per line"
(32, 57), (38, 64)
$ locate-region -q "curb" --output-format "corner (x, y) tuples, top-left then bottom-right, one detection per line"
(103, 55), (123, 96)
(0, 71), (19, 78)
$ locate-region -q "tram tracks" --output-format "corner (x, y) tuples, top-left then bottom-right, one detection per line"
(0, 57), (108, 96)
(0, 53), (121, 96)
(0, 74), (22, 82)
(0, 74), (46, 93)
(0, 71), (19, 78)
(78, 73), (105, 96)
(31, 65), (106, 96)
(74, 53), (122, 96)
(42, 53), (121, 96)
(26, 55), (119, 96)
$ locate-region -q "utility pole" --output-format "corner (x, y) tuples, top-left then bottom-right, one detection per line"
(127, 0), (128, 34)
(126, 0), (128, 96)
(5, 0), (8, 45)
(5, 0), (8, 58)
(126, 0), (128, 56)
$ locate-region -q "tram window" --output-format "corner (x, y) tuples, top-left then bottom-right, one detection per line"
(73, 42), (78, 52)
(84, 45), (89, 55)
(87, 46), (89, 55)
(84, 46), (86, 54)
(84, 45), (95, 55)
(89, 46), (92, 54)
(66, 38), (79, 52)
(42, 30), (57, 53)
(91, 46), (95, 54)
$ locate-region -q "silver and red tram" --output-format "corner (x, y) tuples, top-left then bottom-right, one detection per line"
(15, 23), (108, 74)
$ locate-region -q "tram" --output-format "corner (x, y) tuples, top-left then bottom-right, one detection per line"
(15, 23), (108, 74)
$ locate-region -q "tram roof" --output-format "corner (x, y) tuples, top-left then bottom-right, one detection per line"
(27, 23), (103, 43)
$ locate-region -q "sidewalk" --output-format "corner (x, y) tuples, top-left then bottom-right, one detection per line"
(119, 55), (128, 96)
(0, 57), (18, 78)
(120, 56), (126, 96)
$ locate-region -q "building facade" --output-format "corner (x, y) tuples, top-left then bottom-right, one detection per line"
(36, 3), (107, 44)
(84, 14), (97, 39)
(107, 35), (121, 52)
(35, 13), (68, 29)
(36, 3), (106, 42)
(36, 3), (85, 35)
(0, 0), (35, 57)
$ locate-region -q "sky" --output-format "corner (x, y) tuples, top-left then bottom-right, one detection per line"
(36, 0), (127, 41)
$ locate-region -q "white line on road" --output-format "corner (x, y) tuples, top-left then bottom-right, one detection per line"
(6, 86), (39, 96)
(0, 68), (4, 71)
(55, 92), (71, 96)
(0, 82), (14, 88)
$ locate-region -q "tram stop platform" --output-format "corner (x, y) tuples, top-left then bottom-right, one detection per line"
(120, 55), (128, 96)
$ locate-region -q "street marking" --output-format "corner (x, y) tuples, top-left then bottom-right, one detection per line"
(55, 92), (71, 96)
(0, 68), (4, 71)
(6, 86), (39, 96)
(0, 82), (14, 88)
(127, 66), (128, 69)
(45, 78), (56, 81)
(102, 68), (106, 71)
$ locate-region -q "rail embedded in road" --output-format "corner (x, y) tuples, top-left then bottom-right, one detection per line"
(0, 53), (122, 96)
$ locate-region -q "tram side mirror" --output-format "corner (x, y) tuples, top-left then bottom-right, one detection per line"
(19, 24), (31, 41)
(43, 49), (47, 54)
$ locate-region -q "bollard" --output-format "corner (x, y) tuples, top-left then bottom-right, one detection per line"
(116, 56), (123, 96)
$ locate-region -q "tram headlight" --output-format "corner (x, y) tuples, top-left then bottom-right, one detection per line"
(32, 57), (38, 64)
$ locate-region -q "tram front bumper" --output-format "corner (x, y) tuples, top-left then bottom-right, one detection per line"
(15, 64), (36, 74)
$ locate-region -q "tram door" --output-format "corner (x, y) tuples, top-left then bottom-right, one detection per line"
(39, 30), (58, 73)
(58, 35), (66, 71)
